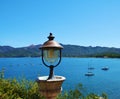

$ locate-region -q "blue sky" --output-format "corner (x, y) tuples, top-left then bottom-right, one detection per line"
(0, 0), (120, 48)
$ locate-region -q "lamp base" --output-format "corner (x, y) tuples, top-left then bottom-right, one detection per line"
(37, 76), (66, 99)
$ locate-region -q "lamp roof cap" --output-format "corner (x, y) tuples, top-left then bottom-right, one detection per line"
(40, 33), (63, 49)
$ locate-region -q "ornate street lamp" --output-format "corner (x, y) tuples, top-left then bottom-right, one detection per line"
(40, 33), (63, 80)
(37, 33), (65, 99)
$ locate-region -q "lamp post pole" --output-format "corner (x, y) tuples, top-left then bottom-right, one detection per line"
(47, 65), (54, 80)
(37, 33), (66, 99)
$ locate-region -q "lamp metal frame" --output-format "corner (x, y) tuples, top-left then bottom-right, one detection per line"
(40, 33), (63, 80)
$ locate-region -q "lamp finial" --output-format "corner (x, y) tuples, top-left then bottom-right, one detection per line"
(48, 33), (55, 40)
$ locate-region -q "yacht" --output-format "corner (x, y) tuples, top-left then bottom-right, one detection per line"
(85, 72), (94, 76)
(101, 67), (109, 70)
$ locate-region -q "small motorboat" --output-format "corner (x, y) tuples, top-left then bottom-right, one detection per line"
(85, 72), (94, 76)
(101, 67), (109, 70)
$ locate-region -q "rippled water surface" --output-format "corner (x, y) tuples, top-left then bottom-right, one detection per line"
(0, 57), (120, 99)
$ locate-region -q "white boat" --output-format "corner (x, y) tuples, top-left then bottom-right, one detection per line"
(85, 62), (95, 76)
(85, 72), (94, 76)
(101, 67), (109, 70)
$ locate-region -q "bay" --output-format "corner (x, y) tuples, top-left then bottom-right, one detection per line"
(0, 57), (120, 99)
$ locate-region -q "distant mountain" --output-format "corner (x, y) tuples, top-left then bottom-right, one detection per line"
(0, 44), (41, 57)
(0, 46), (14, 53)
(62, 44), (120, 57)
(0, 44), (120, 58)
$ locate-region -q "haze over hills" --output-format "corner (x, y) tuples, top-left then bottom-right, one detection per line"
(0, 44), (120, 58)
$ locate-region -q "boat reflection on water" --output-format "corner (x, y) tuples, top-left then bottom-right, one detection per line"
(88, 67), (95, 70)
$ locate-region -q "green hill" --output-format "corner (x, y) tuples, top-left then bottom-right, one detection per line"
(0, 44), (120, 58)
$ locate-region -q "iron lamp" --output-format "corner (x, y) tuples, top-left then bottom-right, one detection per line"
(40, 33), (63, 80)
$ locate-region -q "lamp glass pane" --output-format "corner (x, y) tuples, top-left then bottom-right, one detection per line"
(43, 49), (60, 65)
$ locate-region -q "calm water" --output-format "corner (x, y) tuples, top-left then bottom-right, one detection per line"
(0, 57), (120, 99)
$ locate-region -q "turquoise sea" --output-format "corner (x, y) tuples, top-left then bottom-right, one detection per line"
(0, 57), (120, 99)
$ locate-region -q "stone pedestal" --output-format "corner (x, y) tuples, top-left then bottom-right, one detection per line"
(37, 76), (65, 99)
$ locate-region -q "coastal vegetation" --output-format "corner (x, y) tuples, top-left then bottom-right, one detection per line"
(0, 69), (108, 99)
(0, 70), (43, 99)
